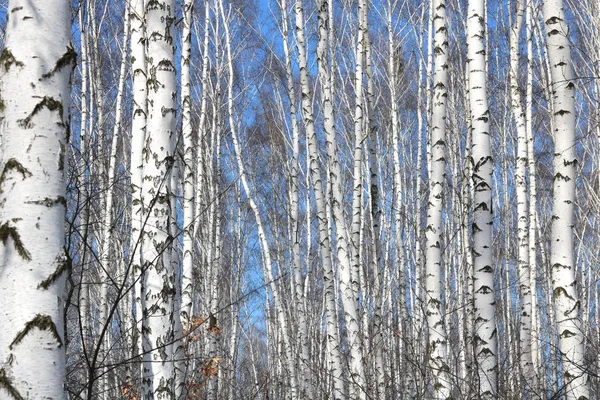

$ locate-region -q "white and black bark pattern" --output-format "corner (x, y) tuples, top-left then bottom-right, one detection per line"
(0, 1), (73, 399)
(128, 0), (148, 386)
(180, 0), (194, 331)
(349, 0), (367, 308)
(294, 0), (346, 397)
(365, 15), (385, 396)
(424, 0), (451, 396)
(466, 0), (497, 396)
(317, 1), (366, 397)
(141, 0), (177, 398)
(279, 0), (312, 396)
(509, 0), (533, 390)
(544, 0), (590, 397)
(526, 1), (540, 379)
(177, 1), (194, 397)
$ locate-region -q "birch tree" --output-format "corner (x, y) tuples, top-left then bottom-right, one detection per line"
(317, 0), (366, 396)
(294, 0), (346, 397)
(544, 0), (590, 397)
(140, 0), (177, 397)
(424, 0), (451, 396)
(129, 0), (148, 387)
(508, 0), (534, 391)
(467, 0), (497, 396)
(0, 1), (74, 399)
(278, 0), (312, 396)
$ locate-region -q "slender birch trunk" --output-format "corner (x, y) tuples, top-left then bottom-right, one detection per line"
(467, 0), (497, 396)
(279, 0), (312, 396)
(141, 0), (177, 397)
(365, 20), (385, 396)
(424, 0), (451, 396)
(98, 8), (130, 398)
(78, 0), (93, 376)
(317, 1), (367, 397)
(0, 1), (74, 399)
(194, 0), (211, 226)
(526, 0), (540, 381)
(180, 0), (194, 332)
(294, 0), (346, 397)
(544, 0), (590, 397)
(509, 0), (534, 391)
(350, 0), (367, 311)
(177, 1), (194, 397)
(128, 0), (148, 388)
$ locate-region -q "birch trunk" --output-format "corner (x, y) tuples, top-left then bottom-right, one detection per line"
(279, 0), (312, 396)
(129, 0), (148, 387)
(317, 1), (367, 397)
(544, 0), (590, 397)
(177, 1), (194, 397)
(526, 0), (540, 381)
(424, 0), (451, 396)
(0, 1), (73, 399)
(509, 0), (534, 391)
(141, 0), (177, 397)
(294, 0), (346, 397)
(467, 0), (497, 396)
(365, 21), (385, 396)
(350, 0), (367, 313)
(180, 0), (194, 332)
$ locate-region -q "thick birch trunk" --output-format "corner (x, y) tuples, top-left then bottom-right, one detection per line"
(544, 0), (590, 397)
(0, 1), (73, 399)
(141, 0), (177, 397)
(467, 0), (497, 396)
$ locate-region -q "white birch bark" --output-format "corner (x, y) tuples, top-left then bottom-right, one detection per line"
(350, 0), (367, 307)
(78, 0), (92, 371)
(294, 0), (345, 397)
(509, 0), (534, 390)
(317, 1), (366, 396)
(279, 0), (312, 396)
(467, 0), (497, 396)
(141, 0), (177, 397)
(180, 0), (194, 332)
(128, 0), (148, 387)
(365, 22), (385, 397)
(424, 0), (451, 396)
(544, 0), (590, 397)
(177, 1), (193, 397)
(526, 1), (540, 380)
(0, 1), (73, 399)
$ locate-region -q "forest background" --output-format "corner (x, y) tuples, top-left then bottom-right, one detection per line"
(0, 0), (599, 399)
